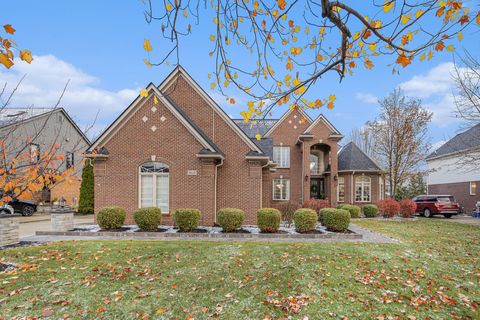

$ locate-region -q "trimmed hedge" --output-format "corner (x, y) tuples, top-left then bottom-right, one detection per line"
(399, 199), (417, 218)
(362, 204), (379, 218)
(257, 208), (281, 233)
(134, 207), (161, 231)
(376, 199), (400, 218)
(217, 208), (244, 232)
(319, 208), (336, 225)
(340, 204), (361, 218)
(322, 209), (350, 232)
(293, 208), (318, 232)
(336, 204), (347, 210)
(173, 208), (201, 232)
(97, 206), (126, 230)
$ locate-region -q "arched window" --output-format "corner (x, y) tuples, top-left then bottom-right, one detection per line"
(139, 162), (169, 212)
(355, 176), (371, 202)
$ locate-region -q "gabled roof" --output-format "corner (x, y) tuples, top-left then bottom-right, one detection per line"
(0, 107), (90, 145)
(303, 114), (342, 136)
(158, 66), (263, 154)
(233, 119), (278, 138)
(338, 142), (382, 172)
(88, 83), (222, 156)
(426, 122), (480, 160)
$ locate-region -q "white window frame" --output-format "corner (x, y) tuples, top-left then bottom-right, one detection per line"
(138, 162), (170, 213)
(379, 176), (385, 200)
(273, 146), (290, 168)
(337, 176), (345, 203)
(29, 143), (40, 163)
(470, 181), (477, 196)
(273, 178), (290, 201)
(355, 175), (371, 203)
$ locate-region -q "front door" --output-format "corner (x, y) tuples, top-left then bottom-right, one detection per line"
(310, 178), (325, 199)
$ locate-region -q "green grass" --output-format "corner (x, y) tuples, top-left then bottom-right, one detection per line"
(0, 219), (478, 319)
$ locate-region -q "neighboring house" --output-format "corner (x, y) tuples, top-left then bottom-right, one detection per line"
(87, 66), (385, 224)
(426, 123), (480, 212)
(0, 108), (90, 206)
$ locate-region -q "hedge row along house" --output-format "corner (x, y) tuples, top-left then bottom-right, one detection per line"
(87, 67), (385, 224)
(0, 108), (90, 206)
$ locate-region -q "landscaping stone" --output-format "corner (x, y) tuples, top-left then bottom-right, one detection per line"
(51, 207), (75, 232)
(0, 214), (20, 247)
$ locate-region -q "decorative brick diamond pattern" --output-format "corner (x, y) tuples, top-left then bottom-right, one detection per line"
(142, 116), (148, 123)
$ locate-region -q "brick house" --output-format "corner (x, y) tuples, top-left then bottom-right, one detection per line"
(87, 67), (384, 224)
(426, 123), (480, 212)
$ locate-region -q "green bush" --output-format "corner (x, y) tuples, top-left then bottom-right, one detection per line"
(293, 208), (318, 232)
(97, 206), (126, 230)
(322, 209), (350, 232)
(362, 204), (379, 218)
(134, 207), (161, 231)
(340, 204), (361, 218)
(217, 208), (244, 232)
(336, 204), (347, 210)
(319, 208), (336, 225)
(78, 162), (94, 214)
(173, 208), (201, 232)
(257, 208), (281, 233)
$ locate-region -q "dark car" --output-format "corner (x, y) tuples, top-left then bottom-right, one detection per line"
(412, 195), (460, 218)
(8, 199), (37, 216)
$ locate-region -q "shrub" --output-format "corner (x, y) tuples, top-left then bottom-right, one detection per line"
(173, 208), (201, 232)
(257, 208), (281, 233)
(217, 208), (244, 232)
(340, 204), (361, 218)
(376, 199), (400, 218)
(293, 208), (318, 232)
(97, 206), (126, 230)
(78, 162), (94, 214)
(278, 201), (300, 227)
(303, 198), (330, 213)
(134, 207), (161, 231)
(336, 204), (347, 210)
(399, 199), (417, 218)
(322, 209), (350, 232)
(362, 204), (379, 218)
(319, 208), (336, 225)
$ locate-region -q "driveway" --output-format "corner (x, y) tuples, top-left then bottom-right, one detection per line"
(427, 215), (480, 226)
(19, 214), (94, 239)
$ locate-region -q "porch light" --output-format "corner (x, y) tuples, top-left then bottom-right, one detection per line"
(59, 197), (66, 208)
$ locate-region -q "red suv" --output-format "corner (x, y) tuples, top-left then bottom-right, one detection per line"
(412, 195), (460, 218)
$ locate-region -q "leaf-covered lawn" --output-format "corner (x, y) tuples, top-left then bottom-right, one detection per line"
(0, 219), (478, 319)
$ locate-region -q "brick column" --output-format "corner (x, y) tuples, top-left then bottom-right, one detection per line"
(0, 214), (20, 247)
(329, 142), (338, 206)
(51, 208), (75, 232)
(200, 159), (216, 226)
(302, 141), (313, 204)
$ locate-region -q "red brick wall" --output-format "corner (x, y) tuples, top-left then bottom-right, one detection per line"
(339, 172), (383, 205)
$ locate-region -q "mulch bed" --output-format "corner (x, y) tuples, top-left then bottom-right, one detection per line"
(221, 229), (251, 234)
(177, 229), (208, 233)
(135, 228), (169, 233)
(100, 227), (132, 232)
(260, 230), (289, 234)
(297, 229), (325, 235)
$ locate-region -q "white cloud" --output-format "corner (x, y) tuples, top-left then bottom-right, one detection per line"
(355, 92), (378, 104)
(399, 62), (461, 127)
(0, 55), (137, 138)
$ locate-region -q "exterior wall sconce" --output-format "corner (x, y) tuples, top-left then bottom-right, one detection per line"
(334, 175), (338, 181)
(304, 175), (309, 181)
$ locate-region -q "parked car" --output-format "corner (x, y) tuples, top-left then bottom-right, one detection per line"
(0, 204), (14, 215)
(8, 200), (37, 216)
(412, 195), (460, 218)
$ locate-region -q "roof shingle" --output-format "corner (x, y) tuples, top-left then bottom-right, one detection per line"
(338, 142), (383, 172)
(426, 123), (480, 160)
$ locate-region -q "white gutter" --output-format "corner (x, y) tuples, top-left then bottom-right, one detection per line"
(351, 170), (355, 203)
(214, 158), (224, 223)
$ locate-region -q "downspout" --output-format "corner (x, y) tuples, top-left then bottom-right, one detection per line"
(260, 160), (271, 208)
(214, 158), (224, 223)
(351, 170), (355, 203)
(299, 139), (305, 205)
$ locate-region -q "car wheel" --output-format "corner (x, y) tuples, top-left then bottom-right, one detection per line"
(22, 206), (35, 216)
(424, 208), (432, 218)
(443, 214), (452, 218)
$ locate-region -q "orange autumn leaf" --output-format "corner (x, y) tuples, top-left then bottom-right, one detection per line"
(20, 50), (33, 64)
(277, 0), (286, 10)
(459, 15), (469, 25)
(364, 59), (374, 69)
(3, 24), (15, 34)
(434, 40), (445, 51)
(0, 53), (13, 69)
(396, 53), (411, 67)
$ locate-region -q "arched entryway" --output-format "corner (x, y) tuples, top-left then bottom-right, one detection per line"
(309, 143), (331, 199)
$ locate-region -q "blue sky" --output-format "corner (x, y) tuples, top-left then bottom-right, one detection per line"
(2, 0), (480, 148)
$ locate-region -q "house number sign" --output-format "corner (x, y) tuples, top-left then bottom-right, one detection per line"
(187, 170), (198, 176)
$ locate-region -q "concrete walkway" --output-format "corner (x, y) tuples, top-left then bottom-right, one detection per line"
(19, 215), (93, 238)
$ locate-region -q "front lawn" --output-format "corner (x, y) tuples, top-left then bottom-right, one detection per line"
(0, 219), (478, 319)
